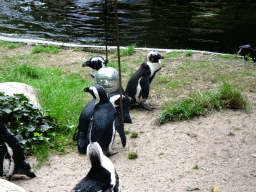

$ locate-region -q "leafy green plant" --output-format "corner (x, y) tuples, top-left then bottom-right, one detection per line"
(0, 92), (65, 152)
(128, 151), (138, 159)
(31, 45), (61, 54)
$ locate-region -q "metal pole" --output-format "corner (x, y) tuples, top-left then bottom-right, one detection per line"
(114, 0), (124, 128)
(103, 0), (108, 61)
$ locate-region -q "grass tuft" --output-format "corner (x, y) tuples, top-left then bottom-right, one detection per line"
(130, 132), (138, 138)
(0, 41), (24, 49)
(158, 82), (249, 124)
(128, 151), (138, 159)
(31, 45), (61, 54)
(115, 43), (136, 57)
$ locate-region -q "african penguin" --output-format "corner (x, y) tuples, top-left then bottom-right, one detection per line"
(82, 55), (132, 124)
(72, 142), (119, 192)
(125, 51), (164, 110)
(0, 121), (36, 180)
(79, 85), (126, 156)
(82, 55), (108, 78)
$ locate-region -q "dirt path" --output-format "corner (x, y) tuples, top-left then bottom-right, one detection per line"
(11, 93), (256, 192)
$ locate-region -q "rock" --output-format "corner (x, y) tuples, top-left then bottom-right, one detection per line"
(0, 82), (42, 109)
(0, 178), (27, 192)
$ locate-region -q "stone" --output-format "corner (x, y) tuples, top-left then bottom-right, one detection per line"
(0, 82), (42, 109)
(0, 178), (26, 192)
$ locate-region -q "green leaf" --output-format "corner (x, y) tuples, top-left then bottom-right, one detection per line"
(34, 132), (43, 137)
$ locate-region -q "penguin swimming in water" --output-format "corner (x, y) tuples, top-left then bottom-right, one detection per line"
(125, 51), (164, 110)
(82, 55), (132, 124)
(72, 142), (119, 192)
(0, 121), (36, 180)
(79, 84), (126, 156)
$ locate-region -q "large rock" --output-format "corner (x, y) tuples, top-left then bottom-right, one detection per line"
(0, 82), (42, 109)
(0, 178), (26, 192)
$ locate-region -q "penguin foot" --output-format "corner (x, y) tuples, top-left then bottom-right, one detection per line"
(140, 102), (155, 111)
(107, 151), (118, 157)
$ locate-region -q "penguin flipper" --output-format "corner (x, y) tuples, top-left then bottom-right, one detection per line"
(140, 76), (150, 101)
(114, 117), (126, 148)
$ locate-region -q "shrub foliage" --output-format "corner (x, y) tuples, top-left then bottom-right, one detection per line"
(0, 92), (59, 152)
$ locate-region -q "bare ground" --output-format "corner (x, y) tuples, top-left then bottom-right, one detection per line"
(1, 45), (256, 191)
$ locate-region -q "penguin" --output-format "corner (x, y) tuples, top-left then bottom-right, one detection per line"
(0, 121), (36, 180)
(79, 84), (126, 156)
(82, 55), (109, 78)
(82, 55), (132, 124)
(125, 51), (164, 110)
(77, 93), (131, 154)
(72, 142), (119, 192)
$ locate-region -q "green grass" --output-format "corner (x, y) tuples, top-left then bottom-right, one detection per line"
(0, 59), (92, 162)
(31, 45), (61, 54)
(0, 40), (24, 49)
(192, 165), (199, 169)
(221, 54), (231, 59)
(130, 131), (138, 138)
(165, 51), (183, 58)
(114, 43), (136, 57)
(128, 152), (138, 159)
(158, 82), (249, 124)
(185, 50), (193, 57)
(107, 61), (127, 72)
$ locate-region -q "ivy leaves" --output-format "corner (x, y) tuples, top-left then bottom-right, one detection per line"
(0, 92), (58, 152)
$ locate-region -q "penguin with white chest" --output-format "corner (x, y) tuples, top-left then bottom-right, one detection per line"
(82, 55), (132, 124)
(82, 84), (126, 156)
(72, 142), (119, 192)
(0, 121), (36, 180)
(125, 51), (164, 110)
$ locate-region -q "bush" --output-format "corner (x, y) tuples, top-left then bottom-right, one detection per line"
(0, 92), (61, 152)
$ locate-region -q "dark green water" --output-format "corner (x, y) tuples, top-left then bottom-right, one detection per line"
(1, 0), (256, 53)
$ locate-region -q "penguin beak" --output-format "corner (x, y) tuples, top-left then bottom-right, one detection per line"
(160, 55), (164, 59)
(82, 61), (90, 67)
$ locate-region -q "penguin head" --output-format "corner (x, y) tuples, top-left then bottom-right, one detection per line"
(84, 85), (109, 104)
(87, 142), (103, 167)
(82, 55), (108, 70)
(147, 51), (164, 63)
(14, 161), (36, 178)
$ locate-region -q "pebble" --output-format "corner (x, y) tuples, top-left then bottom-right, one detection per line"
(251, 154), (256, 158)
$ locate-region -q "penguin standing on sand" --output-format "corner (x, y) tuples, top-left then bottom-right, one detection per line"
(72, 142), (119, 192)
(125, 51), (164, 110)
(81, 85), (126, 156)
(77, 94), (130, 154)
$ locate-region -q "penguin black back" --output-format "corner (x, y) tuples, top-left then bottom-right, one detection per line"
(83, 85), (126, 155)
(72, 142), (119, 192)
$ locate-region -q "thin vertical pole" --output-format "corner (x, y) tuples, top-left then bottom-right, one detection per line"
(103, 0), (108, 61)
(114, 0), (124, 128)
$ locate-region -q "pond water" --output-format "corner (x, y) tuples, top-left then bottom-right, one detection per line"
(1, 0), (256, 53)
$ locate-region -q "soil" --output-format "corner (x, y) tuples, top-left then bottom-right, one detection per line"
(1, 45), (256, 191)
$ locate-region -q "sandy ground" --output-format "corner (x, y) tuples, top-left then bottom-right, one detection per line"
(1, 45), (256, 191)
(7, 92), (256, 192)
